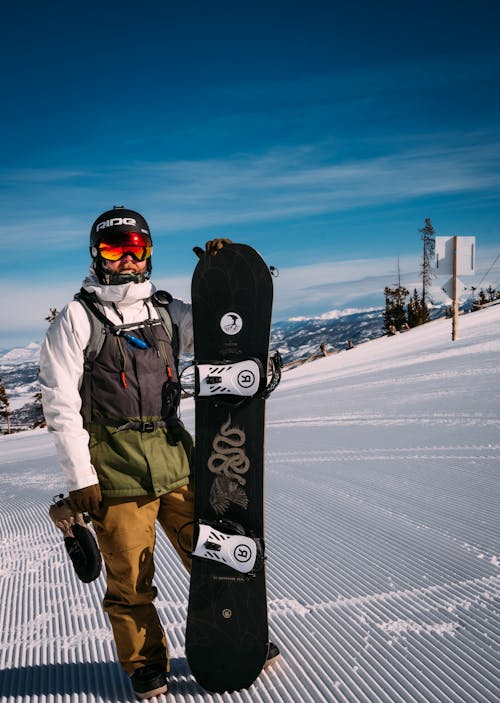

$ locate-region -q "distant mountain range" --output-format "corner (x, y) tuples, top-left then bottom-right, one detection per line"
(0, 341), (41, 366)
(0, 342), (43, 430)
(271, 307), (385, 363)
(1, 305), (445, 431)
(0, 309), (387, 431)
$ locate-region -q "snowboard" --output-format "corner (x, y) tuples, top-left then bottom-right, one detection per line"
(185, 243), (274, 693)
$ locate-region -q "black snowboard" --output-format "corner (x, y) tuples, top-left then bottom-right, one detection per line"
(186, 243), (273, 693)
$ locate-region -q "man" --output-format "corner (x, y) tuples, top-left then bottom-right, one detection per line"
(39, 207), (277, 699)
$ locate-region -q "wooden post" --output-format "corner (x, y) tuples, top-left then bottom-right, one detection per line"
(452, 235), (458, 341)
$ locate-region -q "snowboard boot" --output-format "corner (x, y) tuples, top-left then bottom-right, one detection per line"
(263, 641), (281, 669)
(130, 665), (168, 699)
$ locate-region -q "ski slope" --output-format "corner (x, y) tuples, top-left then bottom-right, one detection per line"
(1, 307), (499, 702)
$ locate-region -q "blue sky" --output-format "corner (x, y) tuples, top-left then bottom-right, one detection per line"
(1, 0), (500, 347)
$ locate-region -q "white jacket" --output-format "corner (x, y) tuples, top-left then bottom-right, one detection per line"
(39, 271), (193, 492)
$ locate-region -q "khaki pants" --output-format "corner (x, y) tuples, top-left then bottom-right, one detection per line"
(91, 484), (194, 675)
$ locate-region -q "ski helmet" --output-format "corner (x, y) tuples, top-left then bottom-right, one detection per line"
(89, 206), (153, 284)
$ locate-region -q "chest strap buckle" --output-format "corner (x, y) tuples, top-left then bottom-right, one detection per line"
(112, 420), (167, 432)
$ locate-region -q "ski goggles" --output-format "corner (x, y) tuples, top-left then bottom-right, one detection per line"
(97, 232), (152, 261)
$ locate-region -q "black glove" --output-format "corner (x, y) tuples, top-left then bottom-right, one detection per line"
(49, 496), (102, 583)
(69, 484), (102, 514)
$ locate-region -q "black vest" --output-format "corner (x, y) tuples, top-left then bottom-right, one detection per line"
(86, 317), (180, 426)
(76, 297), (192, 497)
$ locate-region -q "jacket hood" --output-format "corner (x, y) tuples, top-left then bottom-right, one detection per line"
(82, 269), (155, 306)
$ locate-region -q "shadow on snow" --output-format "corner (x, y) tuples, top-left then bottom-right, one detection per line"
(0, 657), (205, 699)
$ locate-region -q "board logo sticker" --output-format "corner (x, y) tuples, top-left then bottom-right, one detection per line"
(220, 312), (243, 335)
(237, 368), (256, 389)
(233, 544), (252, 563)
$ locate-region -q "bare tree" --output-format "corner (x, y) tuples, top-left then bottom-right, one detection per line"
(31, 390), (46, 428)
(419, 218), (436, 311)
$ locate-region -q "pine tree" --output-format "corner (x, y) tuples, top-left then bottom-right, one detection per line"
(0, 378), (11, 434)
(384, 285), (409, 332)
(419, 218), (436, 310)
(475, 286), (500, 306)
(486, 285), (499, 302)
(407, 289), (418, 328)
(407, 288), (429, 327)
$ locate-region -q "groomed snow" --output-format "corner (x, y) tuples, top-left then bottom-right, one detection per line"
(1, 307), (499, 702)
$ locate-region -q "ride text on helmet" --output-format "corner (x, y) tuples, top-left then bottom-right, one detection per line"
(96, 217), (137, 231)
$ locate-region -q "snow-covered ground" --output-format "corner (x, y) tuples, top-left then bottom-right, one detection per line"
(1, 307), (499, 702)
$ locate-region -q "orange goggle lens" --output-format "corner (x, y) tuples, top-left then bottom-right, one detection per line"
(98, 233), (152, 261)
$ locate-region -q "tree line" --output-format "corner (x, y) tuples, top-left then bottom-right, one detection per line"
(472, 286), (500, 307)
(383, 218), (435, 334)
(383, 219), (499, 334)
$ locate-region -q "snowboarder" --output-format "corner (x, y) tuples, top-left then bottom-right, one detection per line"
(39, 207), (278, 699)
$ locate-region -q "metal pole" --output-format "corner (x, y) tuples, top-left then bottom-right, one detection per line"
(452, 235), (458, 341)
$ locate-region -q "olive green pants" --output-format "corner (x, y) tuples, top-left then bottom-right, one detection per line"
(91, 484), (194, 675)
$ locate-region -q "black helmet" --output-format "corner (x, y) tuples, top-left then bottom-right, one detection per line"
(89, 206), (153, 284)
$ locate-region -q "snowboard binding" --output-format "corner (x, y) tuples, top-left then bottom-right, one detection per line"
(191, 519), (265, 576)
(49, 494), (102, 583)
(180, 352), (282, 402)
(196, 359), (264, 397)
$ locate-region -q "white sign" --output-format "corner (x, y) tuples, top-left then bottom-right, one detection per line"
(441, 277), (468, 299)
(435, 236), (476, 276)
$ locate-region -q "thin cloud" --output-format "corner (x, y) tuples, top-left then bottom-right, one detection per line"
(92, 139), (500, 216)
(2, 135), (499, 252)
(1, 246), (498, 345)
(146, 139), (500, 232)
(272, 245), (500, 320)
